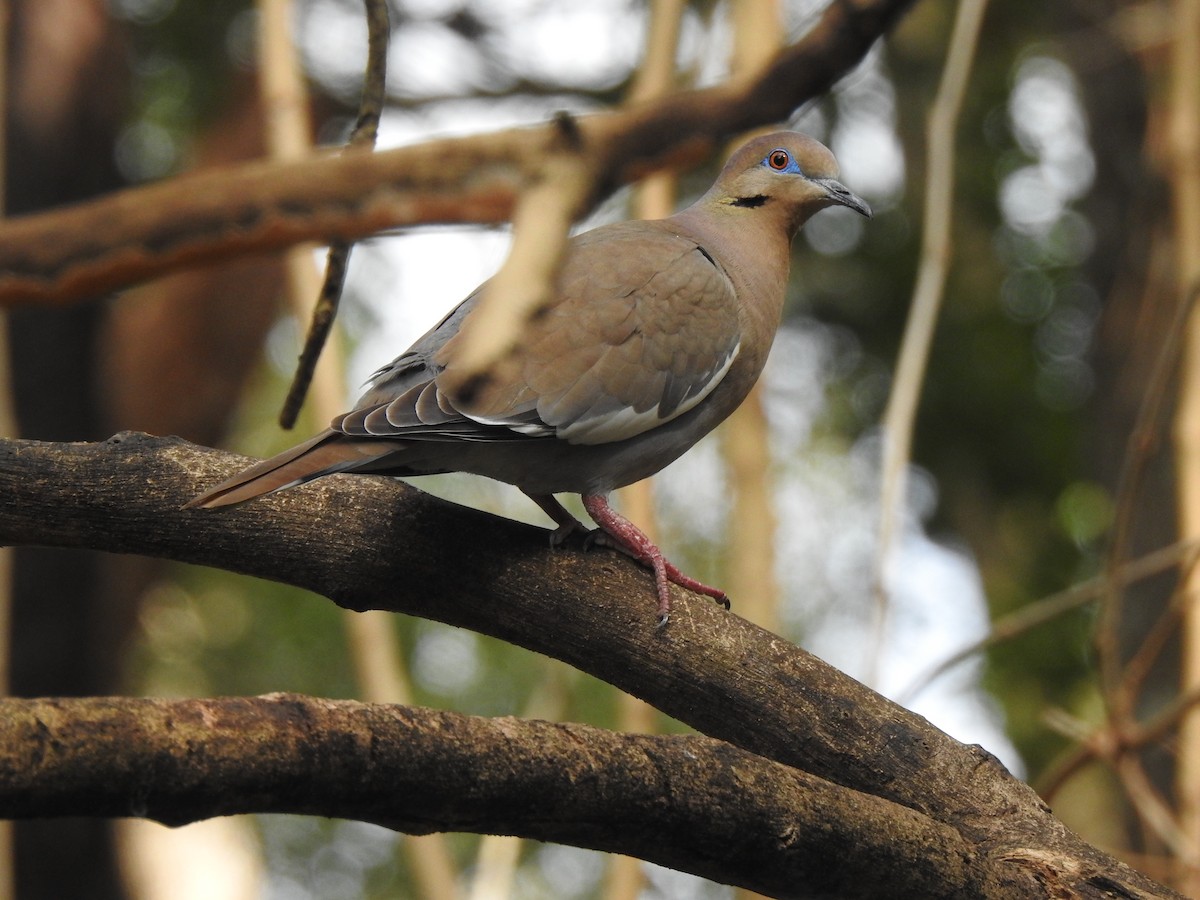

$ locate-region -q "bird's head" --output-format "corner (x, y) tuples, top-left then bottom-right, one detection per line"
(708, 131), (871, 232)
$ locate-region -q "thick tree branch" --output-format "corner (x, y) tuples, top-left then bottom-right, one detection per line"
(0, 694), (987, 900)
(0, 0), (916, 308)
(0, 433), (1181, 898)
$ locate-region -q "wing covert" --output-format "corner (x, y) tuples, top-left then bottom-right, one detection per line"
(336, 222), (744, 447)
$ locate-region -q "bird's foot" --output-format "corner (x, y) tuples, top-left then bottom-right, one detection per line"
(582, 494), (729, 625)
(524, 492), (591, 549)
(582, 528), (621, 553)
(548, 518), (590, 549)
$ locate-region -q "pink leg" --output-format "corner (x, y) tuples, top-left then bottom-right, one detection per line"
(524, 492), (590, 548)
(582, 493), (729, 625)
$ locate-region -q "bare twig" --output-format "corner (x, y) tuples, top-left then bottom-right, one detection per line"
(871, 0), (989, 682)
(1121, 755), (1196, 867)
(1088, 271), (1200, 888)
(1140, 686), (1200, 750)
(1098, 281), (1200, 705)
(279, 0), (389, 428)
(1038, 685), (1200, 787)
(899, 540), (1200, 704)
(722, 0), (783, 643)
(256, 0), (344, 423)
(1117, 556), (1195, 706)
(1167, 0), (1200, 880)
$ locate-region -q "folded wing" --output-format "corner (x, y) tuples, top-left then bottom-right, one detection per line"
(338, 222), (743, 448)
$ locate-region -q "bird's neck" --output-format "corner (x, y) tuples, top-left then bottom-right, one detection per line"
(670, 201), (793, 301)
(668, 201), (793, 371)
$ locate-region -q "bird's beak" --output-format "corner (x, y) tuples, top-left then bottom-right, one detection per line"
(814, 177), (872, 218)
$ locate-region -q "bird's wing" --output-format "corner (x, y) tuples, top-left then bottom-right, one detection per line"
(337, 223), (743, 447)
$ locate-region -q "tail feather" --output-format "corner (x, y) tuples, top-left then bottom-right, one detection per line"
(185, 430), (393, 509)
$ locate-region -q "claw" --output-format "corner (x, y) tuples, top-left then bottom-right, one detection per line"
(528, 490), (730, 622)
(548, 519), (589, 549)
(581, 493), (729, 622)
(526, 492), (591, 549)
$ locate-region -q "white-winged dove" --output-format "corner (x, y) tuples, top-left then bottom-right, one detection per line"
(187, 132), (870, 623)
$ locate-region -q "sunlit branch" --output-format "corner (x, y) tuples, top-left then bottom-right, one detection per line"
(0, 0), (918, 311)
(278, 0), (390, 429)
(872, 0), (989, 682)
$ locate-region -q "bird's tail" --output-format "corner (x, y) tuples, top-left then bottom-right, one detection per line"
(185, 430), (392, 509)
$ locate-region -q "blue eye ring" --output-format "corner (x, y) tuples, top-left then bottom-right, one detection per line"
(763, 148), (801, 174)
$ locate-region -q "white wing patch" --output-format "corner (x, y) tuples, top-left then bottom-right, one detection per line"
(552, 341), (741, 445)
(462, 415), (556, 437)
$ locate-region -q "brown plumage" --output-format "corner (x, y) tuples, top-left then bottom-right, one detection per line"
(187, 132), (870, 623)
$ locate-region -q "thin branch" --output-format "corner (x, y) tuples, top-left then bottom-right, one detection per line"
(898, 540), (1200, 704)
(1035, 740), (1098, 802)
(721, 0), (783, 639)
(1117, 557), (1194, 705)
(1100, 281), (1200, 706)
(1036, 686), (1200, 813)
(871, 0), (989, 683)
(1120, 755), (1196, 868)
(1168, 0), (1200, 880)
(1138, 685), (1200, 750)
(347, 0), (389, 153)
(279, 235), (353, 421)
(279, 0), (390, 429)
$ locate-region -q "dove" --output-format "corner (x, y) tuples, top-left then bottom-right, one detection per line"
(187, 131), (870, 624)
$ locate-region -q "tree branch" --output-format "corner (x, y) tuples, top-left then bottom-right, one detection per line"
(0, 0), (917, 308)
(0, 694), (988, 900)
(0, 433), (1181, 898)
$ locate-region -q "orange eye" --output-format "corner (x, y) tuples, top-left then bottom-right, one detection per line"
(768, 150), (790, 170)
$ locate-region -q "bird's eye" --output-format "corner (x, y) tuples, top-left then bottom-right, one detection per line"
(768, 149), (790, 170)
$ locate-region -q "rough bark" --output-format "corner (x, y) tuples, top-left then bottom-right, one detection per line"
(0, 694), (986, 900)
(0, 433), (1181, 899)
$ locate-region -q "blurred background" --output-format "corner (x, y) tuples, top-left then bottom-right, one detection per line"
(2, 0), (1193, 897)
